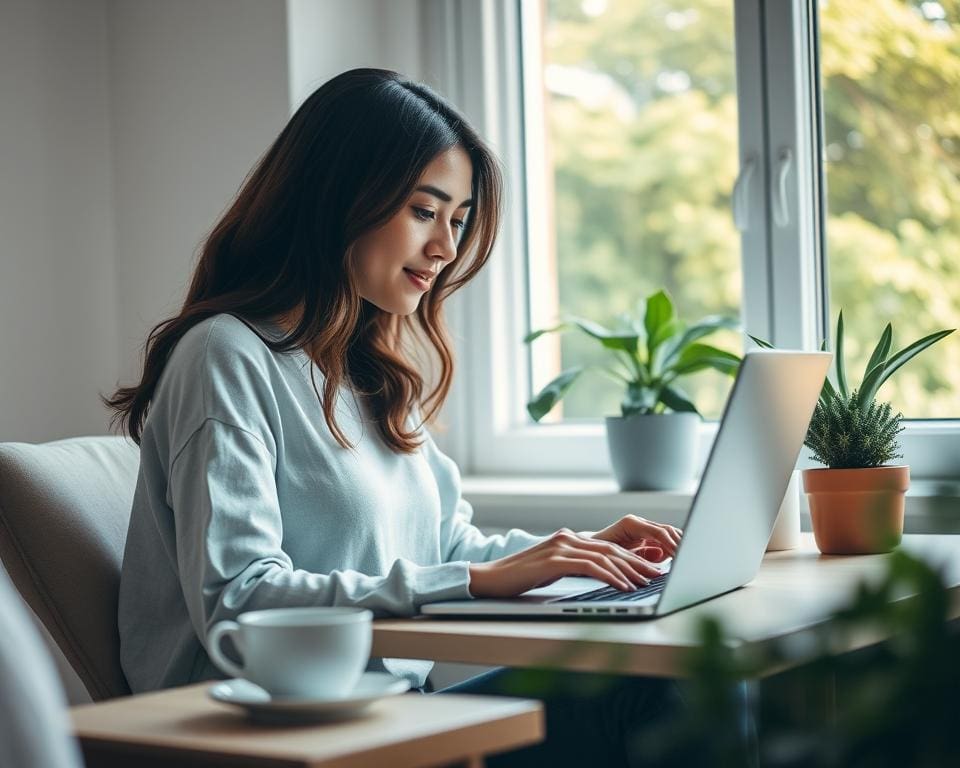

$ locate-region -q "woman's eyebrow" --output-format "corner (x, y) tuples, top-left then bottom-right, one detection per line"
(415, 184), (473, 208)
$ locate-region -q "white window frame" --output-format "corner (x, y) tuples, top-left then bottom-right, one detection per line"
(424, 0), (960, 482)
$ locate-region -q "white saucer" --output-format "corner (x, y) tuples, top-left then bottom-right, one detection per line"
(208, 672), (411, 723)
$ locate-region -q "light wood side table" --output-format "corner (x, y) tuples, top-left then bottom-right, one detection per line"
(71, 683), (544, 768)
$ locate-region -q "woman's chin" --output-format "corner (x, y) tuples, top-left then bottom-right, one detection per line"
(364, 295), (423, 316)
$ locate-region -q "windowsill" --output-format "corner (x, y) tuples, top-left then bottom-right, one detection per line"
(462, 476), (960, 536)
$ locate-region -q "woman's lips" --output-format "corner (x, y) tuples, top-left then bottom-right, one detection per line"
(404, 268), (431, 291)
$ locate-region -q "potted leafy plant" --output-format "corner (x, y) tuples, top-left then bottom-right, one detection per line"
(752, 313), (954, 555)
(524, 289), (740, 490)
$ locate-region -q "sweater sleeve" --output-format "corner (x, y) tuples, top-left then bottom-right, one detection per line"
(169, 418), (472, 639)
(421, 430), (546, 564)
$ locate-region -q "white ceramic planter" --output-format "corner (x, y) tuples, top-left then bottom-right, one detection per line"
(604, 412), (700, 491)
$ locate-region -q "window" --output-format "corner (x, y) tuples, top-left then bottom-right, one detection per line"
(523, 0), (743, 423)
(820, 0), (960, 419)
(425, 0), (959, 480)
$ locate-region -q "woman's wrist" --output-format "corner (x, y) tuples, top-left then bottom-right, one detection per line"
(468, 561), (494, 598)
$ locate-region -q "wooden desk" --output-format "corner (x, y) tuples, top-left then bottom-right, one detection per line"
(373, 534), (960, 678)
(71, 684), (543, 768)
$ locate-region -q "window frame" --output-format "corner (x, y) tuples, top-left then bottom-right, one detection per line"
(425, 0), (960, 482)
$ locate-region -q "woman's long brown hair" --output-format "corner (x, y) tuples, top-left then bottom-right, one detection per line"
(103, 68), (502, 453)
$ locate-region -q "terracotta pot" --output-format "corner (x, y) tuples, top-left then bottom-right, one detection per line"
(802, 466), (909, 555)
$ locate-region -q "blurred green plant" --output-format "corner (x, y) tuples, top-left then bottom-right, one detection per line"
(636, 549), (960, 767)
(524, 288), (740, 421)
(751, 312), (954, 468)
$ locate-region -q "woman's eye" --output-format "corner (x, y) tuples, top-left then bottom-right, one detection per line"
(452, 219), (466, 230)
(413, 207), (435, 221)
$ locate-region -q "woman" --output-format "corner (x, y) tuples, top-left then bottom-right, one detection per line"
(106, 68), (687, 767)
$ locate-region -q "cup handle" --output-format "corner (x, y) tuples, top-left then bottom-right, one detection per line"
(207, 621), (246, 679)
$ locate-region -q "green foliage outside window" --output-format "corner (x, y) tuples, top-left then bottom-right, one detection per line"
(538, 0), (960, 419)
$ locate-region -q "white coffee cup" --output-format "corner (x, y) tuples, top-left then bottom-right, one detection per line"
(207, 607), (372, 699)
(767, 470), (801, 551)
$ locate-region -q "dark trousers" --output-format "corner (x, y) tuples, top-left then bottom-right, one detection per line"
(436, 667), (704, 768)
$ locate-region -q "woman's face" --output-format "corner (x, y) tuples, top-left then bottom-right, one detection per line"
(352, 145), (474, 315)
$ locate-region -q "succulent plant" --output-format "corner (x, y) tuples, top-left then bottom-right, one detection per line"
(804, 390), (903, 468)
(524, 289), (741, 421)
(752, 312), (954, 469)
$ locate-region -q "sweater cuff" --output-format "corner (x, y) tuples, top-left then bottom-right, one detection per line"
(411, 560), (473, 606)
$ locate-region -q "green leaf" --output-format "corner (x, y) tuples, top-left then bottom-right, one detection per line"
(659, 385), (701, 415)
(669, 343), (741, 377)
(858, 329), (955, 408)
(523, 322), (569, 344)
(648, 319), (685, 376)
(644, 290), (675, 361)
(819, 369), (837, 407)
(650, 318), (684, 354)
(526, 367), (584, 422)
(614, 311), (641, 336)
(857, 361), (886, 411)
(634, 297), (647, 322)
(567, 316), (640, 355)
(863, 324), (892, 385)
(747, 334), (774, 349)
(614, 350), (646, 382)
(662, 315), (740, 366)
(835, 310), (848, 399)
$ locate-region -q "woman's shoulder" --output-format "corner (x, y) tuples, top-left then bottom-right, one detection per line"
(173, 313), (279, 366)
(150, 314), (290, 452)
(161, 313), (289, 412)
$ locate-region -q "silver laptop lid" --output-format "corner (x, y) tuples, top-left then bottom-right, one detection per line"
(654, 350), (831, 615)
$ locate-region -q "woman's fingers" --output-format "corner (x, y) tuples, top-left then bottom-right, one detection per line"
(634, 544), (666, 562)
(549, 556), (632, 591)
(624, 517), (682, 552)
(551, 532), (657, 586)
(561, 531), (661, 574)
(580, 548), (650, 587)
(572, 536), (661, 580)
(591, 517), (681, 556)
(554, 546), (637, 589)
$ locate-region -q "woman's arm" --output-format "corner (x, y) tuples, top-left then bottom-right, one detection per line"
(421, 430), (545, 562)
(421, 428), (682, 599)
(169, 418), (473, 640)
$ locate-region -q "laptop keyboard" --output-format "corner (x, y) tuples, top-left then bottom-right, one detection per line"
(554, 573), (669, 603)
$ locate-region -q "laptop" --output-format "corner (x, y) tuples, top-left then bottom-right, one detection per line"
(422, 350), (831, 619)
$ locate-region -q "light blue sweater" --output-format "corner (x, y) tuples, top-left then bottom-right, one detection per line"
(118, 313), (541, 693)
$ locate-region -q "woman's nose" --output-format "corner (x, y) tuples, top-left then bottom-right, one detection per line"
(428, 229), (458, 263)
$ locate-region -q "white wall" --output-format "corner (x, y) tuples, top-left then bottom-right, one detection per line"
(0, 0), (434, 443)
(0, 0), (118, 442)
(287, 0), (423, 110)
(108, 0), (291, 385)
(0, 0), (291, 442)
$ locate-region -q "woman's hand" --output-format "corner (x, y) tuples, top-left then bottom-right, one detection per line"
(467, 527), (672, 599)
(590, 514), (682, 563)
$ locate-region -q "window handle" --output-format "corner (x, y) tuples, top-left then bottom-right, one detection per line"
(772, 148), (793, 227)
(732, 156), (756, 232)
